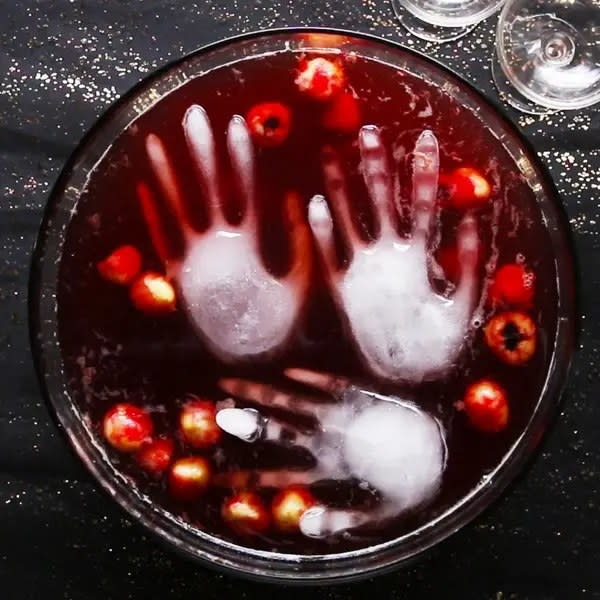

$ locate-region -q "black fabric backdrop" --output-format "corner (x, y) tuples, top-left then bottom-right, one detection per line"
(1, 1), (599, 598)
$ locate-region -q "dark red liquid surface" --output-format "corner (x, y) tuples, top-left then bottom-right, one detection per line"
(57, 46), (559, 554)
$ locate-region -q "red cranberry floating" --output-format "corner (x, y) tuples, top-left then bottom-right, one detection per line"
(271, 485), (317, 533)
(443, 167), (491, 210)
(129, 272), (176, 314)
(489, 263), (535, 308)
(322, 91), (361, 133)
(222, 491), (270, 535)
(97, 244), (142, 285)
(295, 57), (345, 100)
(484, 310), (537, 366)
(102, 403), (153, 452)
(464, 379), (509, 433)
(168, 456), (211, 502)
(135, 437), (174, 475)
(246, 102), (291, 147)
(179, 399), (221, 449)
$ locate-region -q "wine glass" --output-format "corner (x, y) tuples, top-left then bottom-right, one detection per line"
(392, 0), (506, 43)
(492, 0), (600, 113)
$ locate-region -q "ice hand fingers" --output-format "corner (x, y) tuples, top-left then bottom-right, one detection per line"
(227, 115), (257, 234)
(145, 133), (193, 241)
(308, 194), (337, 279)
(136, 181), (171, 264)
(322, 146), (363, 250)
(411, 130), (439, 242)
(299, 506), (373, 538)
(213, 469), (321, 489)
(216, 407), (314, 450)
(183, 104), (223, 224)
(283, 368), (349, 396)
(454, 214), (479, 308)
(285, 191), (312, 292)
(218, 378), (323, 420)
(359, 126), (395, 237)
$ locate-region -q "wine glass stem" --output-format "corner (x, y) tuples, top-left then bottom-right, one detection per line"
(541, 32), (575, 66)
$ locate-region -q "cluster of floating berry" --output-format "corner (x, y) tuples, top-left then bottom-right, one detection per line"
(246, 56), (359, 148)
(97, 244), (175, 314)
(460, 261), (536, 433)
(102, 399), (314, 534)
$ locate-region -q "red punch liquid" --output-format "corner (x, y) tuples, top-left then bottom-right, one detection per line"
(57, 44), (559, 554)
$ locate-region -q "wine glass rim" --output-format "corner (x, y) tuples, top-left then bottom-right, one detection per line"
(396, 0), (506, 26)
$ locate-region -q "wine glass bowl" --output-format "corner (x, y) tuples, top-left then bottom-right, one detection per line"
(495, 0), (600, 110)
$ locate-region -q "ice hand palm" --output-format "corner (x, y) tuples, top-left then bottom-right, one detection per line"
(180, 232), (301, 360)
(340, 239), (472, 381)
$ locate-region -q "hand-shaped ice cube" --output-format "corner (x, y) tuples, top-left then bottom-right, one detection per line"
(137, 106), (311, 362)
(308, 128), (480, 383)
(215, 368), (447, 539)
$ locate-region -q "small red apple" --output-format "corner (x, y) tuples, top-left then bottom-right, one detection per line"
(97, 245), (142, 285)
(484, 311), (537, 366)
(179, 399), (221, 449)
(463, 379), (509, 433)
(295, 57), (345, 100)
(443, 167), (491, 210)
(130, 272), (176, 314)
(322, 91), (361, 133)
(135, 437), (174, 475)
(246, 102), (292, 147)
(271, 485), (317, 533)
(489, 263), (535, 309)
(222, 491), (270, 535)
(168, 456), (212, 502)
(102, 403), (153, 452)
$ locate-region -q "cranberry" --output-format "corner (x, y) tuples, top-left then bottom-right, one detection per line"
(129, 272), (176, 314)
(295, 57), (345, 100)
(442, 167), (491, 210)
(484, 310), (537, 366)
(322, 91), (361, 133)
(489, 263), (535, 308)
(135, 438), (174, 475)
(222, 491), (270, 535)
(271, 485), (316, 533)
(97, 245), (142, 285)
(246, 102), (291, 147)
(102, 403), (153, 452)
(463, 379), (509, 433)
(179, 399), (221, 449)
(168, 456), (211, 502)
